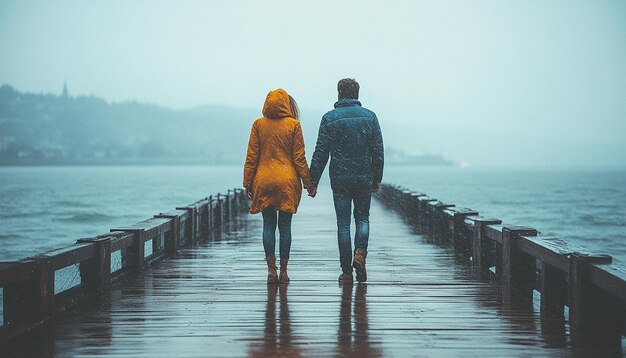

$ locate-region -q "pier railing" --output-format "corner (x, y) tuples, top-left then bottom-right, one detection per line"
(0, 188), (248, 345)
(376, 184), (625, 351)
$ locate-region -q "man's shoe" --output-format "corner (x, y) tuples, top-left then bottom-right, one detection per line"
(353, 248), (368, 282)
(338, 273), (353, 284)
(266, 256), (278, 284)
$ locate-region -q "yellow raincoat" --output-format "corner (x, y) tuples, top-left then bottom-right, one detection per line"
(243, 89), (312, 214)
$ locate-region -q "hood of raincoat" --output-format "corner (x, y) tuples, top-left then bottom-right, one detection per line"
(262, 88), (292, 119)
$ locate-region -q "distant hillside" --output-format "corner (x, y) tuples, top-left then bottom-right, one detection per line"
(0, 84), (257, 165)
(0, 84), (455, 166)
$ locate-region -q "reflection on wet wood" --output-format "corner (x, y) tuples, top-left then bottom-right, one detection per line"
(2, 187), (622, 356)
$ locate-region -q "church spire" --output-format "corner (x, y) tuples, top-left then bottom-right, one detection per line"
(62, 81), (68, 98)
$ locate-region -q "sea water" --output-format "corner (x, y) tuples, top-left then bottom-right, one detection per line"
(0, 166), (624, 262)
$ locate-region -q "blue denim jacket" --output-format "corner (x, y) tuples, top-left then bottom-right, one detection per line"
(310, 99), (384, 188)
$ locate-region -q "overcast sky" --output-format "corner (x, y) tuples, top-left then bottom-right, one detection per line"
(1, 0), (625, 168)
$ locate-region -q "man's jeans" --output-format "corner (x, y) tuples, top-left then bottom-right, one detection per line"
(332, 183), (371, 274)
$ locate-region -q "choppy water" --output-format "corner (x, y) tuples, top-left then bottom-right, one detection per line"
(386, 167), (626, 263)
(0, 166), (625, 263)
(0, 166), (242, 261)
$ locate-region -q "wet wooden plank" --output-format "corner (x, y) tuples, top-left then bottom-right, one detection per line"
(2, 188), (609, 357)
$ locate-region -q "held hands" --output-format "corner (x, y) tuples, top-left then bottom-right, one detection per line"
(306, 183), (375, 197)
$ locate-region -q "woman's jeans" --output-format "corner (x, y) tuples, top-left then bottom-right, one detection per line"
(262, 209), (293, 260)
(332, 183), (371, 274)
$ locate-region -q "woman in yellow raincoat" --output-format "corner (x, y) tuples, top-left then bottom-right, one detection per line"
(243, 89), (313, 284)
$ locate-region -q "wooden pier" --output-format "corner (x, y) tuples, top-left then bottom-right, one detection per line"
(1, 185), (625, 357)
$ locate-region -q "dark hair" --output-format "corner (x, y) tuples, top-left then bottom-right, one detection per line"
(337, 78), (359, 100)
(288, 95), (300, 120)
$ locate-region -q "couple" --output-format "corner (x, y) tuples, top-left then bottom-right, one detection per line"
(243, 78), (384, 285)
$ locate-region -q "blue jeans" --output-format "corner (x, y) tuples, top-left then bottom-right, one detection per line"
(332, 183), (371, 274)
(262, 209), (293, 260)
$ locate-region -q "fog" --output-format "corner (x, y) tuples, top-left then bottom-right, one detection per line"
(1, 0), (625, 168)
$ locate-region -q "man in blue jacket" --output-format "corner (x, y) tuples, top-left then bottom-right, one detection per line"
(309, 78), (384, 284)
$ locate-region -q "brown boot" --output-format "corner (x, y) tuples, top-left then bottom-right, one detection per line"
(353, 248), (368, 282)
(338, 273), (353, 285)
(279, 259), (290, 283)
(266, 256), (278, 284)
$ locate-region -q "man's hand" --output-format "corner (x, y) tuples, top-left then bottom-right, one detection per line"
(245, 187), (253, 199)
(371, 182), (380, 192)
(307, 184), (318, 198)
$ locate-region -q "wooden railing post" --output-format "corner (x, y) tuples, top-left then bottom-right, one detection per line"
(471, 218), (501, 279)
(131, 231), (145, 270)
(231, 189), (236, 220)
(404, 191), (414, 226)
(423, 200), (432, 238)
(434, 202), (454, 243)
(400, 189), (412, 220)
(232, 189), (239, 216)
(408, 193), (425, 229)
(413, 194), (421, 231)
(452, 209), (478, 259)
(33, 258), (55, 321)
(208, 195), (214, 232)
(230, 189), (236, 218)
(111, 229), (144, 271)
(152, 232), (163, 255)
(228, 191), (234, 221)
(538, 261), (566, 318)
(191, 206), (198, 246)
(420, 197), (428, 237)
(501, 226), (537, 307)
(568, 253), (620, 350)
(233, 188), (243, 216)
(77, 237), (112, 302)
(175, 206), (197, 247)
(154, 214), (180, 256)
(170, 216), (180, 254)
(3, 258), (54, 326)
(537, 260), (567, 342)
(419, 198), (434, 238)
(224, 190), (231, 223)
(236, 188), (244, 215)
(214, 194), (223, 231)
(201, 198), (210, 235)
(240, 188), (247, 214)
(234, 190), (241, 216)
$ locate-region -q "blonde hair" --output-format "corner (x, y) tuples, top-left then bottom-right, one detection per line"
(288, 95), (300, 120)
